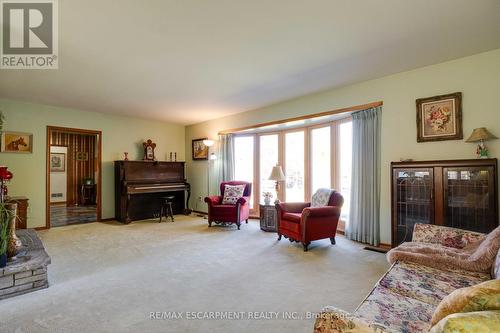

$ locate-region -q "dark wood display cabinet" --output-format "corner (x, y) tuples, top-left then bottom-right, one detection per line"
(391, 159), (498, 247)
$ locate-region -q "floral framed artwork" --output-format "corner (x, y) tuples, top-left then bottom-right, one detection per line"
(192, 138), (209, 160)
(0, 131), (33, 153)
(416, 92), (462, 142)
(50, 153), (66, 172)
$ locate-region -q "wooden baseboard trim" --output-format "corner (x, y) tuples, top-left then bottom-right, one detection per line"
(100, 218), (115, 222)
(192, 210), (207, 215)
(34, 226), (48, 230)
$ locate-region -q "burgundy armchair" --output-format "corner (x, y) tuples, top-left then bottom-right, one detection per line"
(276, 190), (344, 251)
(204, 181), (252, 230)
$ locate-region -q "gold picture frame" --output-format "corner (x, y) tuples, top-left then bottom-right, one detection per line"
(416, 92), (463, 142)
(0, 131), (33, 153)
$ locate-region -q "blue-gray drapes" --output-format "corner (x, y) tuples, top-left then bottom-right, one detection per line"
(211, 134), (235, 194)
(346, 106), (381, 246)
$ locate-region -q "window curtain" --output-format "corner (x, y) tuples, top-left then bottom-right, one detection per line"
(346, 106), (381, 246)
(210, 133), (235, 194)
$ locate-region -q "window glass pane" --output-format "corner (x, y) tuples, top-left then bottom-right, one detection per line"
(234, 136), (254, 208)
(285, 131), (305, 202)
(259, 134), (278, 204)
(339, 121), (352, 221)
(311, 126), (331, 194)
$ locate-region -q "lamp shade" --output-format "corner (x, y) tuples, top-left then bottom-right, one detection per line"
(465, 128), (497, 142)
(268, 165), (286, 181)
(203, 139), (215, 147)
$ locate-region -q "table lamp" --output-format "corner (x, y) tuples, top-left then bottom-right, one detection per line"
(465, 127), (497, 158)
(268, 165), (285, 204)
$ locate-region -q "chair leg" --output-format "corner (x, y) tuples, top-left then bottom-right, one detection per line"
(330, 237), (336, 245)
(302, 242), (310, 252)
(237, 223), (241, 230)
(159, 206), (163, 223)
(245, 219), (248, 224)
(208, 221), (212, 227)
(277, 234), (282, 241)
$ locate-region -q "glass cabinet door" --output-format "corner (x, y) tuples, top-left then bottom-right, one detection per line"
(393, 168), (434, 246)
(443, 166), (496, 233)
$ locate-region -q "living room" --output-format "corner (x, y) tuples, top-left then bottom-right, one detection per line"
(0, 1), (499, 332)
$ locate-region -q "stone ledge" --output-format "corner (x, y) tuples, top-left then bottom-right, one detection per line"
(0, 230), (50, 300)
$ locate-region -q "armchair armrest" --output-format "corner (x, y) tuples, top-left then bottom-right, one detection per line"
(314, 306), (395, 333)
(303, 206), (341, 218)
(412, 223), (485, 249)
(277, 202), (311, 214)
(204, 196), (221, 206)
(236, 196), (249, 206)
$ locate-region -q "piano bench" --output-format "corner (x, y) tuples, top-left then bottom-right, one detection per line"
(159, 196), (175, 223)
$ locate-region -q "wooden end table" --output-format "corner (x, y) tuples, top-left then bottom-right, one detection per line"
(259, 204), (277, 232)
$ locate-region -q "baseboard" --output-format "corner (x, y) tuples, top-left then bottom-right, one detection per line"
(100, 218), (115, 222)
(34, 226), (48, 230)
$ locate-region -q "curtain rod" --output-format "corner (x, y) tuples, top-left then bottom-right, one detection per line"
(218, 101), (383, 135)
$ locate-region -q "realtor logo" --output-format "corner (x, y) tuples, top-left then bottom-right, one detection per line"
(1, 0), (58, 69)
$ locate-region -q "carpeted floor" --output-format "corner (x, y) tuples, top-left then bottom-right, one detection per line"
(0, 216), (389, 333)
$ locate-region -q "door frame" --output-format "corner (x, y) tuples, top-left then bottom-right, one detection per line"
(46, 126), (103, 229)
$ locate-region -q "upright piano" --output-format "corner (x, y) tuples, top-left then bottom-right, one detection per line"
(114, 161), (191, 223)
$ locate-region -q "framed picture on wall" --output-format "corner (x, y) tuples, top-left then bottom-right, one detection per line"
(0, 131), (33, 153)
(50, 153), (66, 172)
(416, 92), (463, 142)
(76, 151), (89, 161)
(192, 138), (209, 160)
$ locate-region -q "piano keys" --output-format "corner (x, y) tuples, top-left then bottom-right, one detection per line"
(114, 161), (191, 223)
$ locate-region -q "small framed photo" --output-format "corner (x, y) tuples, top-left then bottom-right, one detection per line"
(76, 151), (89, 161)
(416, 92), (463, 142)
(192, 138), (209, 160)
(50, 153), (66, 172)
(0, 131), (33, 153)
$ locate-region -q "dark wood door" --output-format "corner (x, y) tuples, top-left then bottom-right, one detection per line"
(392, 168), (434, 247)
(442, 166), (496, 233)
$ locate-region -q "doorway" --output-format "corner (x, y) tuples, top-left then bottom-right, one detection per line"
(46, 126), (102, 228)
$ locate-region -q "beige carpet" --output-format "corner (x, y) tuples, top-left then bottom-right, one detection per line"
(0, 216), (389, 333)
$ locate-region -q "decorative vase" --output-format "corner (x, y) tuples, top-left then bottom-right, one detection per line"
(5, 203), (21, 258)
(264, 197), (271, 205)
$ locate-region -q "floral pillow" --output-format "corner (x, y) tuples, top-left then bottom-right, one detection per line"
(429, 311), (500, 333)
(430, 279), (500, 326)
(221, 185), (245, 205)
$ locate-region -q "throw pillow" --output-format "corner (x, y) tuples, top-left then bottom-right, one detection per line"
(430, 279), (500, 326)
(429, 311), (500, 333)
(492, 249), (500, 280)
(311, 188), (333, 207)
(221, 185), (245, 205)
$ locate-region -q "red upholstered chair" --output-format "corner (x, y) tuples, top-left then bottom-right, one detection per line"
(276, 190), (344, 251)
(204, 181), (252, 230)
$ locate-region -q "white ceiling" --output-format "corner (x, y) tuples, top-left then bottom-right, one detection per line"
(1, 0), (500, 125)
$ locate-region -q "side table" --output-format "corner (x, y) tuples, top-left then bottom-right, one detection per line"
(259, 204), (277, 232)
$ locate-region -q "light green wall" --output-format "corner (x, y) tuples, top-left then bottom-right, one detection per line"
(0, 100), (185, 228)
(185, 48), (500, 244)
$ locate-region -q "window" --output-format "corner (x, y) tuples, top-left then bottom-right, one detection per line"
(233, 116), (353, 221)
(311, 126), (331, 194)
(339, 121), (352, 221)
(259, 134), (279, 204)
(234, 136), (254, 208)
(285, 131), (305, 202)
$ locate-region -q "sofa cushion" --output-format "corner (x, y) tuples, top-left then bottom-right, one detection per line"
(282, 212), (301, 224)
(355, 285), (434, 333)
(429, 311), (500, 333)
(430, 279), (500, 326)
(280, 219), (301, 234)
(379, 262), (491, 306)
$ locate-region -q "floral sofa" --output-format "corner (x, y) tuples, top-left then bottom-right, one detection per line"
(314, 224), (499, 333)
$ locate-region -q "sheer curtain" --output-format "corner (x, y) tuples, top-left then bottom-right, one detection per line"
(210, 134), (235, 194)
(346, 106), (381, 246)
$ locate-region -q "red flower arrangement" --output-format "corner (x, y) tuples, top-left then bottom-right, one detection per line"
(0, 166), (13, 203)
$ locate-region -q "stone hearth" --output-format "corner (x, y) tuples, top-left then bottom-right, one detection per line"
(0, 229), (51, 300)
